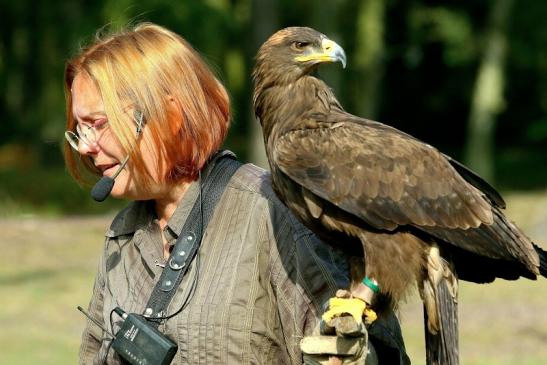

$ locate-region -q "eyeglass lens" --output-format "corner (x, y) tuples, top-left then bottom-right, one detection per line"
(65, 124), (97, 151)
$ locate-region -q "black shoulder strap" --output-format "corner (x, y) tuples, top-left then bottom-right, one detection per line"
(144, 150), (241, 326)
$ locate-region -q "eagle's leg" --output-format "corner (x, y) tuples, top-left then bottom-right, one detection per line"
(351, 278), (379, 324)
(321, 283), (379, 330)
(321, 256), (378, 333)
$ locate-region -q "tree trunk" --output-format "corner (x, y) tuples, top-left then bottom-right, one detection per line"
(465, 0), (514, 183)
(352, 0), (387, 119)
(248, 0), (280, 169)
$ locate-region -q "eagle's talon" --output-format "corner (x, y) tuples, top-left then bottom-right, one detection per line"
(321, 296), (377, 329)
(364, 308), (377, 325)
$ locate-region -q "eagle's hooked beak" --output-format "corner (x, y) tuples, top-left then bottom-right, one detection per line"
(295, 38), (347, 69)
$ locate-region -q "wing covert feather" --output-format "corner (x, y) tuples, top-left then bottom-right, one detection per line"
(272, 122), (493, 231)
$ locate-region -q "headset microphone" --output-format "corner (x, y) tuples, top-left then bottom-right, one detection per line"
(91, 156), (129, 202)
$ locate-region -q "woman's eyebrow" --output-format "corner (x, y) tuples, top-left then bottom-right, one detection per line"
(74, 111), (107, 122)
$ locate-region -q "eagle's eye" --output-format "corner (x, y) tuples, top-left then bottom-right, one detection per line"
(292, 41), (310, 50)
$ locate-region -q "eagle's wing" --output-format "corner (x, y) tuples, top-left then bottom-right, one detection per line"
(442, 153), (506, 209)
(274, 119), (492, 230)
(272, 118), (537, 266)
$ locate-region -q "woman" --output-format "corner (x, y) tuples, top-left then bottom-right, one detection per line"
(64, 23), (406, 364)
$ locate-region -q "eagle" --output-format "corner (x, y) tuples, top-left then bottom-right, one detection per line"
(252, 26), (547, 364)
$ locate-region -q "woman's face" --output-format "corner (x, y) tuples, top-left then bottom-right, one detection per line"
(71, 72), (162, 200)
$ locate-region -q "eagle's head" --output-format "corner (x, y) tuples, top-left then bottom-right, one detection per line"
(253, 27), (346, 88)
(252, 27), (347, 136)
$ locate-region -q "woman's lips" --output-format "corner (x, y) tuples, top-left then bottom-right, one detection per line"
(102, 164), (119, 176)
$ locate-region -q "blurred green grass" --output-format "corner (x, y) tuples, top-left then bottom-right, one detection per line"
(0, 216), (110, 365)
(0, 191), (546, 364)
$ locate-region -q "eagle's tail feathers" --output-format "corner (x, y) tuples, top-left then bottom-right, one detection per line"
(424, 279), (459, 365)
(534, 244), (547, 278)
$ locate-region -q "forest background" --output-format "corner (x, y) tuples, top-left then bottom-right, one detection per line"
(1, 0), (546, 364)
(1, 0), (546, 214)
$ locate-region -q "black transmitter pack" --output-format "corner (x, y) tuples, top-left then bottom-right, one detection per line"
(111, 308), (177, 365)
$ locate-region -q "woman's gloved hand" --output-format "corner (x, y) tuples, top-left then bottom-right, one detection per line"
(300, 290), (378, 365)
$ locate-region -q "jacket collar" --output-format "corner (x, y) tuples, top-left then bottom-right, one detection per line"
(105, 181), (200, 239)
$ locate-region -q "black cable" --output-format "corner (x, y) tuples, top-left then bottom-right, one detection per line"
(141, 154), (239, 324)
(109, 307), (117, 333)
(147, 170), (204, 322)
(99, 308), (119, 364)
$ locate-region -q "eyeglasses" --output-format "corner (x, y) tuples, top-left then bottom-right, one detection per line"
(65, 110), (145, 151)
(64, 121), (107, 151)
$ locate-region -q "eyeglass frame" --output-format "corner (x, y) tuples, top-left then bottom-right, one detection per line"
(64, 110), (145, 151)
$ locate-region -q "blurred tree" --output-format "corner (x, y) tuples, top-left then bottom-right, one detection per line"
(465, 0), (513, 183)
(0, 1), (104, 168)
(248, 0), (278, 168)
(349, 0), (387, 119)
(1, 0), (546, 214)
(101, 0), (133, 27)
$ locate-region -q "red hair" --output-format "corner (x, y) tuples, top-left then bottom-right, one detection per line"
(64, 23), (230, 186)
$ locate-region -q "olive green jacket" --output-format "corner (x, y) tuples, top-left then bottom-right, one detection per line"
(79, 163), (407, 364)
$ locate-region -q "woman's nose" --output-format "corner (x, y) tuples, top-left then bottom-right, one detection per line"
(77, 141), (100, 155)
